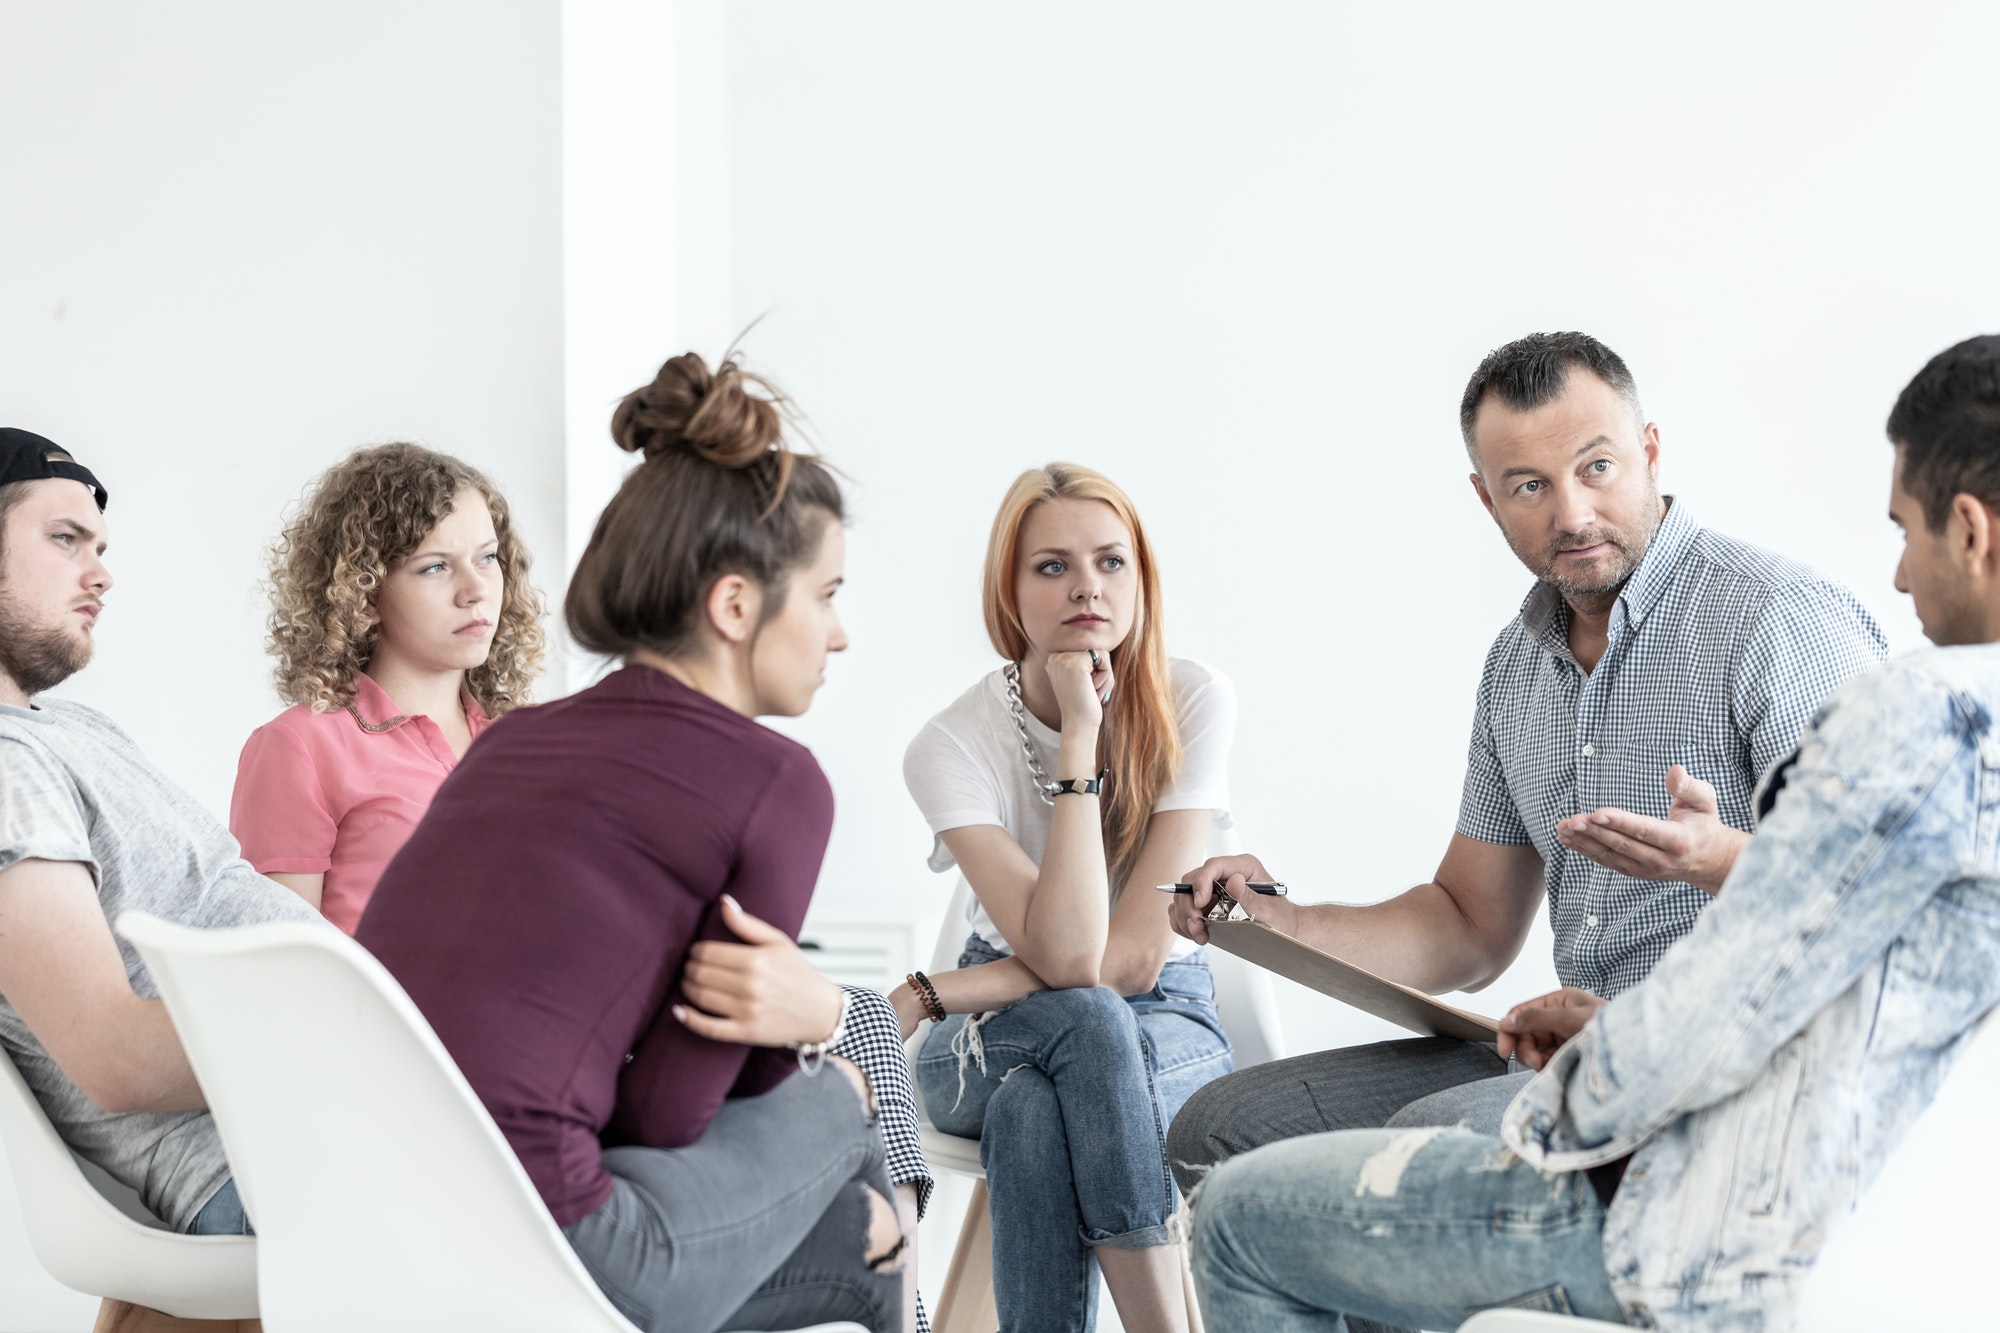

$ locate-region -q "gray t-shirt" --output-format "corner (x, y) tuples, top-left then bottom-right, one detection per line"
(0, 699), (321, 1231)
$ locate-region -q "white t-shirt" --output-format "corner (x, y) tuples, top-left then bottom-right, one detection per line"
(902, 657), (1236, 962)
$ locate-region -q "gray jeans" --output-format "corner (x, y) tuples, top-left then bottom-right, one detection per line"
(564, 1069), (902, 1333)
(1166, 1036), (1531, 1193)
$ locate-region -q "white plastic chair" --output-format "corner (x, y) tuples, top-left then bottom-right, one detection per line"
(116, 911), (867, 1333)
(917, 872), (1287, 1332)
(1457, 1005), (2000, 1333)
(0, 1048), (259, 1322)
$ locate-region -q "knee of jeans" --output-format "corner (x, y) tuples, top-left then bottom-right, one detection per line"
(862, 1184), (907, 1273)
(1038, 983), (1136, 1034)
(827, 1054), (877, 1119)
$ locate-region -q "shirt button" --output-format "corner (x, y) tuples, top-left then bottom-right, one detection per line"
(1581, 743), (1596, 757)
(1586, 914), (1600, 927)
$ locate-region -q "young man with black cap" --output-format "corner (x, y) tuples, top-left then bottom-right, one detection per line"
(0, 428), (319, 1235)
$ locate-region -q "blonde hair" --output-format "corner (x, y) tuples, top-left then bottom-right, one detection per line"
(266, 443), (546, 715)
(982, 463), (1181, 889)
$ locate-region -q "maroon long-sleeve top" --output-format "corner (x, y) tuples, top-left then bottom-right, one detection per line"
(357, 665), (833, 1226)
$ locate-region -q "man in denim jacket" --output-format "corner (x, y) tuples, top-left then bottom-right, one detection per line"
(1189, 334), (2000, 1333)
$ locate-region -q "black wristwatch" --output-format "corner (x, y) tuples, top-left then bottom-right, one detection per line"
(1045, 766), (1110, 798)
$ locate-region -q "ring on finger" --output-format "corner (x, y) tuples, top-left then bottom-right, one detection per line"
(1088, 649), (1100, 670)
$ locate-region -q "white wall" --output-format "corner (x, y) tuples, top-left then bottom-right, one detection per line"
(2, 1), (567, 812)
(686, 0), (2000, 1053)
(0, 4), (562, 1325)
(4, 0), (1999, 1322)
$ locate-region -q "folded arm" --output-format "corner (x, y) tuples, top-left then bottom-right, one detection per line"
(0, 858), (205, 1114)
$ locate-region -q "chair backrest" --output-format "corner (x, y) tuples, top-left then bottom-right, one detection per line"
(117, 912), (637, 1333)
(1790, 1004), (2000, 1330)
(0, 1048), (258, 1319)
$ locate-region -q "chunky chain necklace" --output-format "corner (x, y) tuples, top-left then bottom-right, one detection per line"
(1001, 661), (1056, 806)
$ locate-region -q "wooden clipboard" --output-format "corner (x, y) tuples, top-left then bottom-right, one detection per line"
(1204, 917), (1500, 1044)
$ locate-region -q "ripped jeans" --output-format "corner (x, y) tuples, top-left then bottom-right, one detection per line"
(1191, 1127), (1628, 1332)
(915, 935), (1233, 1333)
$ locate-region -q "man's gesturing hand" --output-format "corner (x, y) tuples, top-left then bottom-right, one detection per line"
(1167, 854), (1297, 945)
(1496, 986), (1606, 1070)
(1554, 764), (1749, 896)
(675, 894), (844, 1048)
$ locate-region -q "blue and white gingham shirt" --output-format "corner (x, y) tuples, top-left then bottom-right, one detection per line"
(1457, 498), (1886, 996)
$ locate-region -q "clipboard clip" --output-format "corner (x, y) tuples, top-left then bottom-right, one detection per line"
(1206, 887), (1255, 923)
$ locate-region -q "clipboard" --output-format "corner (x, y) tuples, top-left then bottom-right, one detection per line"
(1203, 917), (1500, 1044)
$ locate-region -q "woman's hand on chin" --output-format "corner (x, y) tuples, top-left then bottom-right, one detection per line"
(1046, 649), (1113, 731)
(674, 894), (845, 1047)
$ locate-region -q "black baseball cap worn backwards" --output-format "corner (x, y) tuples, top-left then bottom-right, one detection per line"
(0, 428), (108, 510)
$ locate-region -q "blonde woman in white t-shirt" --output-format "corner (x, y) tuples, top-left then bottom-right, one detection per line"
(895, 463), (1236, 1333)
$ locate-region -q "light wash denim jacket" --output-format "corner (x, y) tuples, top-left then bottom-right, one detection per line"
(1502, 646), (2000, 1332)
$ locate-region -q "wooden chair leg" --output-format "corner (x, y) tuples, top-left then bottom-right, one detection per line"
(91, 1301), (261, 1333)
(933, 1177), (998, 1333)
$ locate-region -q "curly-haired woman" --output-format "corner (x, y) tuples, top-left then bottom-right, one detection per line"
(229, 443), (546, 933)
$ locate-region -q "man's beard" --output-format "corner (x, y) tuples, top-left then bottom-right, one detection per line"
(0, 594), (92, 698)
(1511, 486), (1663, 600)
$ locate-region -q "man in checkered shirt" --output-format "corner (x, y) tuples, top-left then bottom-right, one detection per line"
(1163, 332), (1886, 1209)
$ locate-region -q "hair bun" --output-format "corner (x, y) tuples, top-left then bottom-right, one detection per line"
(611, 351), (787, 469)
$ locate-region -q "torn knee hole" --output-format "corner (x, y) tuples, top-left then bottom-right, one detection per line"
(862, 1185), (906, 1272)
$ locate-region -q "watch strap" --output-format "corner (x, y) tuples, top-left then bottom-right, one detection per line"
(1045, 766), (1110, 798)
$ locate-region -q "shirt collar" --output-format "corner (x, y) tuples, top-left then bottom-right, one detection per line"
(1520, 494), (1694, 654)
(345, 673), (491, 735)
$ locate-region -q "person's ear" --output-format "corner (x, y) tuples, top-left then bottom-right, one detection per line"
(1469, 470), (1498, 523)
(1641, 422), (1662, 482)
(1950, 494), (1998, 577)
(704, 573), (761, 644)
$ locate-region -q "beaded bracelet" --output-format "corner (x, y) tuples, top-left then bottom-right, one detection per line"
(789, 987), (852, 1076)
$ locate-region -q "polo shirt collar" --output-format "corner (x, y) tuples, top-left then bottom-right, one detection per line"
(345, 673), (491, 734)
(1520, 494), (1693, 654)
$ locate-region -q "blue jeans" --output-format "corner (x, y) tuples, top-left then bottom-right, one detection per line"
(915, 935), (1234, 1333)
(1192, 1127), (1629, 1332)
(186, 1178), (253, 1235)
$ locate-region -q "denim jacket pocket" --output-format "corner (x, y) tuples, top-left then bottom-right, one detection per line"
(1745, 1033), (1808, 1215)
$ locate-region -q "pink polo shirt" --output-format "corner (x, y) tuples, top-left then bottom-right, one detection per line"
(230, 674), (491, 934)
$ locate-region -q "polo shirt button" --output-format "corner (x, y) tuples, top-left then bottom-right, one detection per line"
(1581, 743), (1596, 757)
(1586, 914), (1600, 927)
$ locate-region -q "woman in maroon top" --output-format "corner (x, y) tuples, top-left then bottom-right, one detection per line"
(359, 351), (907, 1333)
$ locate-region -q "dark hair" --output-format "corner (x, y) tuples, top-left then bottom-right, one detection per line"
(0, 482), (29, 557)
(565, 351), (844, 658)
(1458, 331), (1644, 460)
(1887, 335), (2000, 534)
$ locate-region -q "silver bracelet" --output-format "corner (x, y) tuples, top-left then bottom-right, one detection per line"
(789, 988), (851, 1076)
